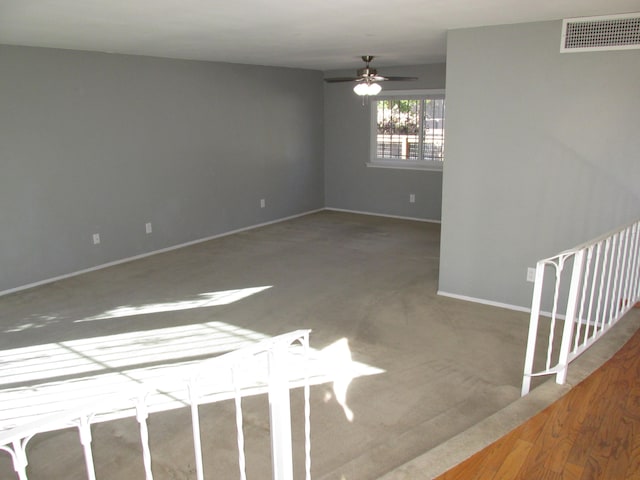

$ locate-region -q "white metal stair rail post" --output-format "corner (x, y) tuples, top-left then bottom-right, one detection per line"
(267, 331), (311, 480)
(521, 219), (640, 396)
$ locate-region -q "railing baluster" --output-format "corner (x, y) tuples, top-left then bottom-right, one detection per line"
(604, 234), (618, 325)
(556, 249), (585, 385)
(634, 223), (640, 298)
(233, 366), (247, 480)
(610, 233), (624, 322)
(586, 244), (601, 341)
(575, 246), (593, 351)
(622, 223), (638, 309)
(616, 229), (630, 316)
(587, 242), (603, 341)
(302, 333), (312, 480)
(631, 223), (640, 299)
(596, 238), (611, 333)
(189, 380), (205, 480)
(77, 416), (97, 480)
(602, 241), (610, 328)
(521, 261), (546, 396)
(546, 260), (563, 372)
(136, 396), (154, 480)
(0, 440), (30, 480)
(625, 226), (633, 301)
(626, 224), (639, 303)
(268, 342), (294, 480)
(15, 440), (29, 480)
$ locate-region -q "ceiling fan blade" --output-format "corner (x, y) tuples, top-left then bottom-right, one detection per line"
(323, 77), (360, 83)
(377, 76), (418, 82)
(324, 75), (417, 84)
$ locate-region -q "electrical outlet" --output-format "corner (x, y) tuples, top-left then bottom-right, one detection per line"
(92, 233), (101, 245)
(145, 222), (152, 234)
(527, 267), (536, 282)
(260, 198), (266, 208)
(409, 193), (415, 203)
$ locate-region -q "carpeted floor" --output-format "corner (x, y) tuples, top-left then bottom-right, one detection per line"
(0, 211), (532, 479)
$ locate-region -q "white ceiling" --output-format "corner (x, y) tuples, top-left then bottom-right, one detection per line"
(0, 0), (638, 71)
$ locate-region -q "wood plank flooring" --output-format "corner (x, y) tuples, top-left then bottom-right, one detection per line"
(435, 326), (640, 480)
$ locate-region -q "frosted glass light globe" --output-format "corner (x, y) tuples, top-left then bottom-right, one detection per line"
(353, 82), (382, 96)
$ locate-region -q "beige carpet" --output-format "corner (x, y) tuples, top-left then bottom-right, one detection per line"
(0, 211), (532, 479)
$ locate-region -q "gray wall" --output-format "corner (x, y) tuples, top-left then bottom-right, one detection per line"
(0, 45), (324, 293)
(439, 21), (640, 309)
(324, 64), (446, 221)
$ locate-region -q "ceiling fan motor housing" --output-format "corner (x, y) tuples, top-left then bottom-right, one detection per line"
(357, 67), (377, 77)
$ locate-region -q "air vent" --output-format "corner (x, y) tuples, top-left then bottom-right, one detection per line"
(561, 13), (640, 52)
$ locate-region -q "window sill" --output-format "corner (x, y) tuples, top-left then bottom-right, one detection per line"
(366, 160), (443, 172)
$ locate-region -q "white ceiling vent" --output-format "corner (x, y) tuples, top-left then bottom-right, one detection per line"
(561, 13), (640, 52)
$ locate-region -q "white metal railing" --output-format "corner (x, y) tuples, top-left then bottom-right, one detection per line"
(0, 330), (312, 480)
(521, 219), (640, 396)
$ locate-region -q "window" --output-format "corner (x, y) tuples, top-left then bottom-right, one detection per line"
(368, 90), (445, 170)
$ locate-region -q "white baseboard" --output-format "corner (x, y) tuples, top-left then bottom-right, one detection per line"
(438, 290), (570, 320)
(437, 290), (531, 314)
(0, 208), (324, 297)
(324, 207), (441, 224)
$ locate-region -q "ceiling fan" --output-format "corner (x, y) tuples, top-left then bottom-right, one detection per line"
(324, 56), (417, 96)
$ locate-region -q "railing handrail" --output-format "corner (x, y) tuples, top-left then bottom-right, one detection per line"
(543, 217), (640, 262)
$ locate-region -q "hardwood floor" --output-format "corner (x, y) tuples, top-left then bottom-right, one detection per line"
(435, 326), (640, 480)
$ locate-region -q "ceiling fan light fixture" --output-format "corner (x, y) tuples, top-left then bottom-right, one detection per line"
(353, 82), (382, 96)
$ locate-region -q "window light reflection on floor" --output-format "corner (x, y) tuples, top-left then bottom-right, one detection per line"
(77, 286), (273, 322)
(4, 286), (273, 334)
(0, 321), (270, 387)
(1, 286), (277, 388)
(0, 285), (383, 433)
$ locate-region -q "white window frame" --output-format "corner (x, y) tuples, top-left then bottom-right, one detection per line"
(367, 89), (445, 171)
